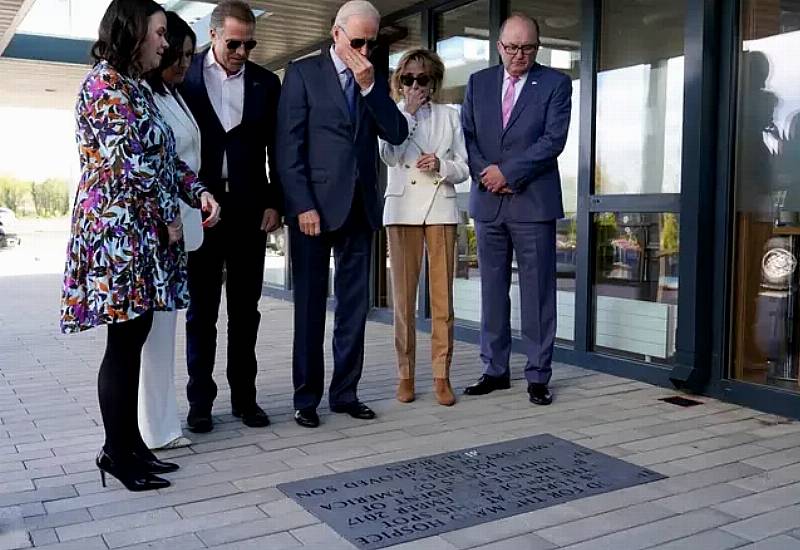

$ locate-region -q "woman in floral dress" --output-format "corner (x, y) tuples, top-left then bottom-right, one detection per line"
(60, 0), (220, 492)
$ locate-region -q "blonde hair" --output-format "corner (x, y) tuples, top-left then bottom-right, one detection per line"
(390, 49), (445, 102)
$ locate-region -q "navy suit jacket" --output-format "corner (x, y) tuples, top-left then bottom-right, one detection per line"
(276, 49), (408, 232)
(180, 51), (283, 223)
(462, 63), (571, 223)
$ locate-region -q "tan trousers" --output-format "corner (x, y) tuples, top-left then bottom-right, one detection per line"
(387, 225), (456, 380)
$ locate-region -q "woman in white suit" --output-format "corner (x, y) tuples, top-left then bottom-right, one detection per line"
(379, 49), (469, 407)
(140, 12), (205, 449)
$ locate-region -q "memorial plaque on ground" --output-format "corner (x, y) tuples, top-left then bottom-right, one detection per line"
(278, 434), (666, 549)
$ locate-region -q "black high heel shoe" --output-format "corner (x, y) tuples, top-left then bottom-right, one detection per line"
(132, 449), (180, 474)
(96, 450), (171, 492)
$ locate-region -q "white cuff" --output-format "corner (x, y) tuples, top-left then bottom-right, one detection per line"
(360, 82), (375, 96)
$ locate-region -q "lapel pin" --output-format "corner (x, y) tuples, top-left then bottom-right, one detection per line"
(531, 81), (538, 85)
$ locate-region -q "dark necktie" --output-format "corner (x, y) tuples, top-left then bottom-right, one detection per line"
(343, 68), (357, 123)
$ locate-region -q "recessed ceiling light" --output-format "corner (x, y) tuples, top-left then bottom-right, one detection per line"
(44, 88), (56, 92)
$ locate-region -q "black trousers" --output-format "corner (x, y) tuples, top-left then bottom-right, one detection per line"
(98, 311), (153, 456)
(185, 212), (267, 412)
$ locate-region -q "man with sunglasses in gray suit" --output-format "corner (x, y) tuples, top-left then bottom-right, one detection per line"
(181, 0), (283, 433)
(277, 0), (408, 428)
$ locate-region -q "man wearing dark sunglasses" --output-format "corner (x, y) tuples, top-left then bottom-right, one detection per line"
(180, 0), (283, 433)
(277, 0), (408, 429)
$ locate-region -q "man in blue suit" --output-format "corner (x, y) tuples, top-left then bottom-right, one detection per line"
(277, 0), (408, 428)
(180, 0), (283, 432)
(461, 13), (571, 406)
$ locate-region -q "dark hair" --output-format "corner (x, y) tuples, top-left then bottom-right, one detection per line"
(210, 0), (256, 29)
(391, 49), (445, 102)
(146, 12), (197, 95)
(91, 0), (165, 77)
(499, 12), (541, 45)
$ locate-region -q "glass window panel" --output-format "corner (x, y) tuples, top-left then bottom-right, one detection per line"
(593, 212), (679, 362)
(731, 0), (800, 392)
(436, 0), (491, 326)
(264, 227), (287, 288)
(508, 1), (582, 342)
(595, 0), (685, 195)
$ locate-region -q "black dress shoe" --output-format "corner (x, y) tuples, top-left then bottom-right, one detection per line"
(294, 409), (320, 428)
(528, 383), (553, 406)
(463, 375), (511, 396)
(96, 450), (170, 492)
(330, 401), (376, 420)
(133, 449), (179, 474)
(187, 408), (213, 433)
(232, 404), (270, 428)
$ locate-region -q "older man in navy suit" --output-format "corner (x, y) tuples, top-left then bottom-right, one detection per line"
(461, 13), (571, 406)
(277, 0), (408, 428)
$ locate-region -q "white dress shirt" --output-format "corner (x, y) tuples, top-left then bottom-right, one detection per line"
(203, 48), (245, 179)
(502, 69), (529, 109)
(329, 46), (375, 96)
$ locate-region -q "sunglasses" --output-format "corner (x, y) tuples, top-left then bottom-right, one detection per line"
(225, 39), (257, 51)
(399, 74), (431, 87)
(338, 26), (378, 51)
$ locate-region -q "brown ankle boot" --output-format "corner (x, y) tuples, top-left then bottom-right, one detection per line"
(397, 378), (415, 403)
(434, 378), (455, 406)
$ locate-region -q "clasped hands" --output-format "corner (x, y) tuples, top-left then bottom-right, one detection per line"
(481, 165), (512, 194)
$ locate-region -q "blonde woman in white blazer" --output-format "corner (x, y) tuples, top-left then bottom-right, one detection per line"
(379, 49), (469, 406)
(139, 13), (206, 450)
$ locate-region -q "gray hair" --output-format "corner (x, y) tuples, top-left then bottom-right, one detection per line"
(333, 0), (380, 29)
(210, 0), (256, 30)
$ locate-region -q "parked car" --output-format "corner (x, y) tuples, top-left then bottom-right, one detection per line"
(0, 207), (21, 248)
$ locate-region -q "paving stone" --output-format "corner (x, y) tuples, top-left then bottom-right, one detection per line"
(714, 482), (800, 519)
(196, 509), (318, 547)
(721, 504), (800, 541)
(0, 506), (31, 550)
(56, 507), (180, 541)
(176, 488), (283, 518)
(734, 535), (800, 549)
(554, 508), (735, 550)
(28, 528), (58, 547)
(536, 502), (675, 546)
(206, 532), (304, 550)
(35, 536), (108, 550)
(102, 506), (266, 548)
(653, 483), (754, 513)
(647, 529), (748, 550)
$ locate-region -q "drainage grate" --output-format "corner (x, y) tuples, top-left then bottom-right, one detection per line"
(660, 396), (703, 407)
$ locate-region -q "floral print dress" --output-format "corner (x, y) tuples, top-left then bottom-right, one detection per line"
(60, 61), (206, 333)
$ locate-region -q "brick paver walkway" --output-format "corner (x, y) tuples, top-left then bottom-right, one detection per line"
(2, 271), (800, 550)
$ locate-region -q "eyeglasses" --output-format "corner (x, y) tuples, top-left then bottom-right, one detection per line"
(500, 42), (539, 56)
(225, 39), (257, 51)
(338, 26), (378, 51)
(399, 74), (431, 87)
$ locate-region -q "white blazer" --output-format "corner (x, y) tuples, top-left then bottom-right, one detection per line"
(379, 102), (469, 225)
(152, 86), (204, 251)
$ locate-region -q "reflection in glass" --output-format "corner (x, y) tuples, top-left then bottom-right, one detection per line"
(264, 227), (287, 288)
(731, 0), (800, 392)
(595, 0), (685, 195)
(593, 213), (679, 361)
(435, 0), (490, 325)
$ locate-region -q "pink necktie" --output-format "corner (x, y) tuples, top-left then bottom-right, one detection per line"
(502, 75), (520, 128)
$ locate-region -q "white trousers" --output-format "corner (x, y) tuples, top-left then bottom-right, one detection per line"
(138, 310), (183, 449)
